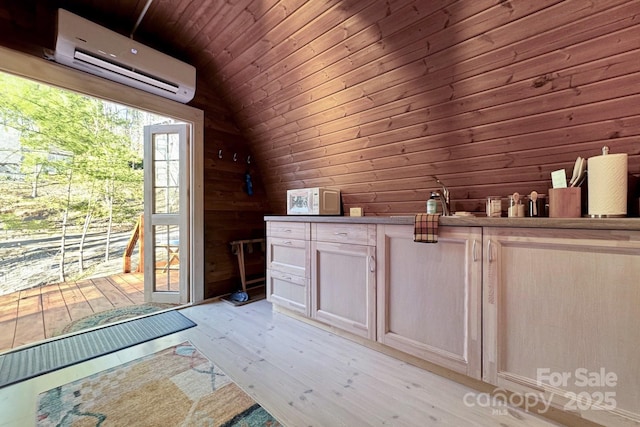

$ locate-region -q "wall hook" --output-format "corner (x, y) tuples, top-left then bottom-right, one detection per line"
(247, 155), (251, 164)
(233, 153), (237, 162)
(218, 149), (223, 159)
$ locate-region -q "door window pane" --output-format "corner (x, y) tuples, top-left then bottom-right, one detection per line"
(168, 133), (180, 160)
(152, 133), (180, 214)
(153, 225), (180, 292)
(154, 134), (168, 159)
(154, 161), (168, 186)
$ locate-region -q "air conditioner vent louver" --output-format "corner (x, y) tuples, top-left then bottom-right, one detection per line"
(54, 9), (196, 103)
(73, 50), (180, 94)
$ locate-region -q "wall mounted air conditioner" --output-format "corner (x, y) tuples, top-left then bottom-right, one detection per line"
(54, 9), (196, 103)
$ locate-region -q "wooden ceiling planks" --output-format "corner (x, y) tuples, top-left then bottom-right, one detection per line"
(139, 0), (219, 57)
(246, 0), (538, 124)
(242, 0), (621, 145)
(234, 0), (640, 214)
(2, 0), (639, 217)
(231, 0), (383, 114)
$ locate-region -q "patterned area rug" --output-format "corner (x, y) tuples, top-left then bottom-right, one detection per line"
(36, 341), (281, 427)
(58, 303), (176, 335)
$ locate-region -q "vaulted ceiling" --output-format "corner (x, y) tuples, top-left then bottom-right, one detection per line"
(2, 0), (640, 298)
(2, 0), (639, 215)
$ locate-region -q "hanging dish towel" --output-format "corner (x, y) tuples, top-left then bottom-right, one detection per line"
(414, 213), (441, 243)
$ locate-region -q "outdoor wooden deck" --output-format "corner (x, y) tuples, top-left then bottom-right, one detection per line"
(0, 272), (146, 353)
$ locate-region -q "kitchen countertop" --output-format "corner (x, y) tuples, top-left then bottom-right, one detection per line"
(265, 215), (640, 231)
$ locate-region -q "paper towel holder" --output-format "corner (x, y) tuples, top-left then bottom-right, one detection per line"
(587, 145), (627, 218)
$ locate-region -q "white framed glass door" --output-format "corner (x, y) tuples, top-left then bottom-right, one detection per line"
(143, 124), (190, 304)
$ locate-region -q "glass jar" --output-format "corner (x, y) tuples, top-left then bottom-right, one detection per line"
(508, 194), (525, 217)
(427, 192), (438, 214)
(528, 193), (546, 217)
(486, 196), (502, 217)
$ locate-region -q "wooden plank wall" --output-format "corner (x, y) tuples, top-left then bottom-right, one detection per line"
(211, 0), (640, 215)
(174, 80), (272, 298)
(2, 0), (640, 298)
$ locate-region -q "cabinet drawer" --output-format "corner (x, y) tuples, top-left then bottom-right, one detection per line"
(266, 237), (309, 278)
(267, 269), (309, 315)
(312, 223), (376, 245)
(267, 221), (310, 240)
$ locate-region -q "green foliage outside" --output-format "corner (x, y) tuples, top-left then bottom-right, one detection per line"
(0, 72), (144, 235)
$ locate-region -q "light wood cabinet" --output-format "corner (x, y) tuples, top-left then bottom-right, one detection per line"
(266, 222), (310, 315)
(376, 224), (482, 379)
(310, 224), (377, 340)
(483, 227), (640, 426)
(266, 217), (640, 425)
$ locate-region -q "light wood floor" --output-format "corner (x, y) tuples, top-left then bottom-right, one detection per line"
(0, 273), (145, 352)
(0, 299), (574, 427)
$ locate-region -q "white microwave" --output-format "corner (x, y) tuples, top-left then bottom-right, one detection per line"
(286, 187), (341, 215)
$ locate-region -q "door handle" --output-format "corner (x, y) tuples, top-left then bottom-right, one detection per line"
(369, 255), (376, 272)
(472, 239), (478, 262)
(486, 239), (496, 305)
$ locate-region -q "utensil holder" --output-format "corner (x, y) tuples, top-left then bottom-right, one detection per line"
(548, 188), (581, 218)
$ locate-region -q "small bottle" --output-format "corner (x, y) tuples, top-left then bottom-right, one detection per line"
(427, 192), (438, 214)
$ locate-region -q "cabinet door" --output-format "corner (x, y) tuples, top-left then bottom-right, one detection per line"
(266, 237), (309, 278)
(483, 227), (640, 426)
(376, 225), (482, 379)
(310, 241), (376, 340)
(266, 269), (309, 315)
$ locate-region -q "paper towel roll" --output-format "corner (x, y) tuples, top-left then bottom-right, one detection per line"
(588, 152), (628, 216)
